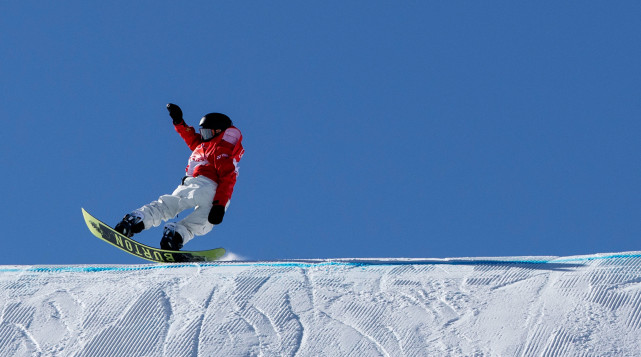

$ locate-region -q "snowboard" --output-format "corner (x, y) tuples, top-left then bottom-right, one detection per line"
(81, 208), (226, 263)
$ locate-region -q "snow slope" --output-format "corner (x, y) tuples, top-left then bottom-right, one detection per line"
(2, 252), (641, 356)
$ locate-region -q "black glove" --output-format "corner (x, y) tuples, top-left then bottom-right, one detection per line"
(166, 103), (184, 125)
(208, 205), (226, 225)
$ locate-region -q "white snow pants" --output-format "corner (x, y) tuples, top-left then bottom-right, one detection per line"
(135, 176), (224, 245)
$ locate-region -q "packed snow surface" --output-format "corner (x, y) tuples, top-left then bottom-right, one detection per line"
(2, 252), (641, 356)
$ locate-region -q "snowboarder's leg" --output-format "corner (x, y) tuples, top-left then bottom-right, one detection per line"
(170, 176), (219, 246)
(173, 204), (217, 245)
(136, 193), (187, 229)
(136, 177), (207, 229)
(117, 176), (217, 249)
(117, 178), (200, 237)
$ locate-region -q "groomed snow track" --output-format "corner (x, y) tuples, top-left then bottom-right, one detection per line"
(2, 252), (641, 356)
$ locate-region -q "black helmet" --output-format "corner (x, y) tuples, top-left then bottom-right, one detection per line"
(199, 113), (232, 141)
(199, 113), (232, 131)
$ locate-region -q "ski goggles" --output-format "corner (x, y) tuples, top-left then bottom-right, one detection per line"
(200, 128), (214, 141)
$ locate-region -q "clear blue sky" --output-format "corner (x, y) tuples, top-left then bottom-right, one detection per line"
(2, 1), (640, 264)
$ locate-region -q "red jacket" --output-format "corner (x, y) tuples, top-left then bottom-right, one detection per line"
(174, 123), (244, 207)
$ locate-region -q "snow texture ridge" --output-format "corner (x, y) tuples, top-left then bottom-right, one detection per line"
(2, 252), (641, 356)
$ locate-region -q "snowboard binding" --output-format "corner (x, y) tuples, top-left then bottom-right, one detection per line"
(114, 211), (145, 238)
(160, 223), (184, 251)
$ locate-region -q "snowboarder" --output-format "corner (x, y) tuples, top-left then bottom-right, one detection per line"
(115, 103), (244, 251)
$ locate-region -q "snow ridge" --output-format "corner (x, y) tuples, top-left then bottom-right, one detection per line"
(1, 251), (641, 356)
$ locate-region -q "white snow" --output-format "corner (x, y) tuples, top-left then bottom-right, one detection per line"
(2, 251), (641, 356)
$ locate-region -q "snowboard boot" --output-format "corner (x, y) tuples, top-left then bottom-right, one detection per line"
(114, 211), (145, 238)
(160, 223), (184, 251)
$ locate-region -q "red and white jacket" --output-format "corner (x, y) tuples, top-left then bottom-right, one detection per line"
(174, 122), (244, 207)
